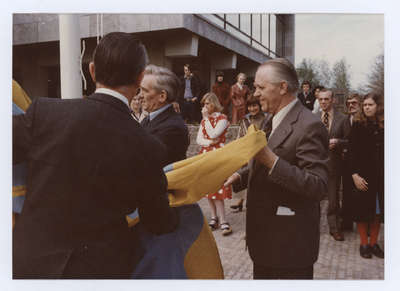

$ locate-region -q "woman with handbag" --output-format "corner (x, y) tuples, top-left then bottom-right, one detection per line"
(347, 92), (384, 259)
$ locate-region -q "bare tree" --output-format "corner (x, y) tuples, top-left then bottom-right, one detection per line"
(332, 58), (351, 89)
(316, 57), (332, 87)
(296, 58), (321, 88)
(365, 52), (384, 95)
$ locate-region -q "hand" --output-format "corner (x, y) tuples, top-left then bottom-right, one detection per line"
(254, 145), (277, 169)
(201, 107), (209, 119)
(329, 139), (338, 149)
(224, 173), (240, 188)
(209, 138), (219, 146)
(190, 98), (196, 103)
(352, 173), (369, 191)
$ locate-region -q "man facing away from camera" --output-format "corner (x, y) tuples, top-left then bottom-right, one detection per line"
(12, 32), (179, 279)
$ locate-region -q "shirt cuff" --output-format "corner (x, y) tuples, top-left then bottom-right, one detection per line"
(235, 172), (242, 186)
(268, 157), (279, 175)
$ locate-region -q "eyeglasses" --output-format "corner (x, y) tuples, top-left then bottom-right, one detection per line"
(346, 101), (358, 106)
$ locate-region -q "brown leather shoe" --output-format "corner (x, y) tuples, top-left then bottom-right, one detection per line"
(330, 232), (344, 241)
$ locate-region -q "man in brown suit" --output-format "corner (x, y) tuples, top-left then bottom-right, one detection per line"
(316, 89), (351, 241)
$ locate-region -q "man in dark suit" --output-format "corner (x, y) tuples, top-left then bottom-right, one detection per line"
(316, 89), (351, 241)
(225, 58), (329, 279)
(12, 32), (179, 279)
(297, 80), (316, 111)
(178, 63), (199, 124)
(139, 65), (189, 167)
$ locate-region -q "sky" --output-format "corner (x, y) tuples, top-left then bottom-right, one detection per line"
(295, 14), (384, 89)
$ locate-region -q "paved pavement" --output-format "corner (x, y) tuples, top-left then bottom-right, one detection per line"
(198, 197), (385, 280)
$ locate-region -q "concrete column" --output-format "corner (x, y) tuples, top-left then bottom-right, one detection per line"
(211, 52), (237, 70)
(59, 14), (82, 99)
(165, 34), (199, 57)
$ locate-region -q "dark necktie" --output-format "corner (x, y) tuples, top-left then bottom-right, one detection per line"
(263, 116), (274, 140)
(323, 113), (329, 131)
(141, 114), (150, 126)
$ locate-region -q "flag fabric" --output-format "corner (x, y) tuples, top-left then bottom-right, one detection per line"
(129, 125), (267, 279)
(12, 80), (31, 226)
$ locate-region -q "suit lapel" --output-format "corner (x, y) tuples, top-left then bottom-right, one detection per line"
(328, 109), (341, 137)
(145, 105), (175, 130)
(251, 101), (302, 177)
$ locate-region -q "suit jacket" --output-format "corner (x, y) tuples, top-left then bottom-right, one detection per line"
(235, 101), (329, 269)
(297, 91), (316, 111)
(316, 109), (351, 176)
(178, 76), (199, 107)
(142, 105), (189, 167)
(12, 93), (179, 279)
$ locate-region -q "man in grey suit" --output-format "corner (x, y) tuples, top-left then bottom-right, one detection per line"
(225, 58), (329, 279)
(317, 89), (351, 241)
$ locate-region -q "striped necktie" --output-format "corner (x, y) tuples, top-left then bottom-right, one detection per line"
(263, 116), (273, 140)
(323, 113), (329, 131)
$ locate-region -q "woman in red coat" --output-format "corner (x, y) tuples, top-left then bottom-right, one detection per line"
(230, 73), (251, 124)
(347, 92), (384, 259)
(211, 71), (231, 118)
(197, 93), (233, 236)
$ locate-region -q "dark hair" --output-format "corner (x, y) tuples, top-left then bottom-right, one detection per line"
(245, 94), (261, 113)
(259, 58), (299, 95)
(312, 85), (325, 94)
(354, 91), (384, 129)
(93, 32), (148, 88)
(145, 65), (181, 103)
(302, 80), (312, 88)
(184, 64), (192, 72)
(216, 71), (224, 77)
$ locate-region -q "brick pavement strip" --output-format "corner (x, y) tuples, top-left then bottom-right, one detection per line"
(197, 197), (384, 280)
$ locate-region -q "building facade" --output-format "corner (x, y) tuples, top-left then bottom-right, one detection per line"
(13, 13), (295, 99)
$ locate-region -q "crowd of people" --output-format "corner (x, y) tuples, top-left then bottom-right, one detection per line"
(12, 31), (384, 280)
(294, 81), (384, 260)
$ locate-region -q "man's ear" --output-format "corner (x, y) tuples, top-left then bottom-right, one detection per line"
(135, 70), (146, 87)
(89, 62), (96, 82)
(159, 90), (167, 103)
(279, 81), (288, 95)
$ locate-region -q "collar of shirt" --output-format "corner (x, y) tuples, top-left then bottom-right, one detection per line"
(148, 103), (172, 121)
(236, 82), (243, 90)
(320, 107), (334, 121)
(95, 88), (129, 108)
(270, 98), (299, 136)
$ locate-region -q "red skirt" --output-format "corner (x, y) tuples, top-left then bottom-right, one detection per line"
(199, 146), (232, 200)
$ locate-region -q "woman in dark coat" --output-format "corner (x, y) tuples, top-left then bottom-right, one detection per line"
(347, 92), (384, 259)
